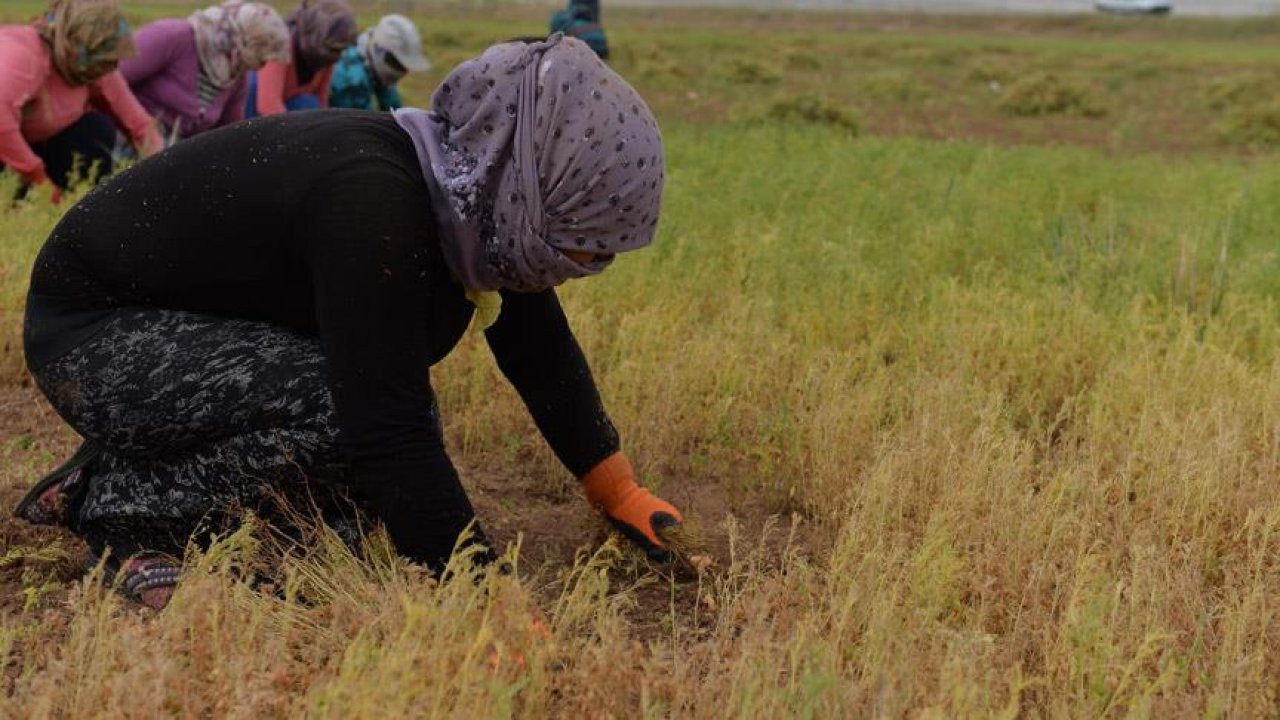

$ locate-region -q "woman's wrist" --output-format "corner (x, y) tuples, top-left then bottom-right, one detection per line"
(580, 451), (637, 507)
(580, 451), (684, 560)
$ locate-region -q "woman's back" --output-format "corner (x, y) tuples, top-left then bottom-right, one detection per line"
(119, 18), (236, 137)
(26, 110), (450, 367)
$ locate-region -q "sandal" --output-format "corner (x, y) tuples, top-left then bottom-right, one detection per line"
(96, 551), (181, 611)
(13, 441), (101, 526)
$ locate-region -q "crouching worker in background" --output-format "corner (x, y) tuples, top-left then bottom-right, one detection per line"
(16, 36), (682, 610)
(329, 14), (430, 112)
(0, 0), (163, 198)
(120, 1), (290, 140)
(549, 0), (607, 60)
(244, 0), (356, 116)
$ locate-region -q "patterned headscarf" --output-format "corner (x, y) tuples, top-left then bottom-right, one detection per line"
(286, 0), (356, 70)
(34, 0), (136, 85)
(394, 35), (665, 293)
(188, 1), (290, 90)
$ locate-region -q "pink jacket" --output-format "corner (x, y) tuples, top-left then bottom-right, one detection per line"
(252, 58), (335, 116)
(0, 25), (162, 183)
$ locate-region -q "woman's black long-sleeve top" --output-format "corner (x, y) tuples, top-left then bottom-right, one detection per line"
(24, 110), (620, 496)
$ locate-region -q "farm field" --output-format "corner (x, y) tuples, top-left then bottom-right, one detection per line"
(3, 2), (1280, 716)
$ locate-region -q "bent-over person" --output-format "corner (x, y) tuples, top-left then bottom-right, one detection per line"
(16, 36), (683, 610)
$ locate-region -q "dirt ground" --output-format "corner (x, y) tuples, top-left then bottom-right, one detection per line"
(0, 383), (817, 629)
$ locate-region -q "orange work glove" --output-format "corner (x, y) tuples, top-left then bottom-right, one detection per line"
(581, 452), (683, 561)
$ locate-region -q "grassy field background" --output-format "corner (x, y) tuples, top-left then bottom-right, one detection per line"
(3, 2), (1280, 717)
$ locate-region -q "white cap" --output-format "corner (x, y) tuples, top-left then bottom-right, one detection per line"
(370, 14), (430, 73)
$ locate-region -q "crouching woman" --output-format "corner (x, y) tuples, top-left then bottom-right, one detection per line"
(0, 0), (163, 195)
(16, 36), (682, 610)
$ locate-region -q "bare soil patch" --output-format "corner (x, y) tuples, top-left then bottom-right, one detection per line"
(0, 384), (85, 618)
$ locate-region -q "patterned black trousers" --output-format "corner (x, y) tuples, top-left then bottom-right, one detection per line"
(33, 309), (364, 558)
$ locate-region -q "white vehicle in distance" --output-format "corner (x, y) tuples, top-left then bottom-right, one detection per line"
(1095, 0), (1173, 13)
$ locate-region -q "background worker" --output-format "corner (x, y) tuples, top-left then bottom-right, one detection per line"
(328, 14), (430, 112)
(549, 0), (607, 59)
(120, 1), (290, 140)
(244, 0), (356, 116)
(0, 0), (162, 196)
(17, 36), (682, 610)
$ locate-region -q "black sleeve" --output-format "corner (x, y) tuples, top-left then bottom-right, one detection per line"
(484, 288), (620, 477)
(301, 168), (479, 564)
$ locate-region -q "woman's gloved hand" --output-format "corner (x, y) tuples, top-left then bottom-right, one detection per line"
(581, 452), (683, 561)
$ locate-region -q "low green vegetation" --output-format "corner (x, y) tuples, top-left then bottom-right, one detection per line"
(762, 95), (860, 133)
(998, 71), (1107, 117)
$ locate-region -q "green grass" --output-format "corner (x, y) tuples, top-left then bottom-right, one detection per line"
(3, 3), (1280, 717)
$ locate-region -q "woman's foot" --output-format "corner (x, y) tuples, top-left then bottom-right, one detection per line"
(119, 555), (180, 610)
(15, 467), (87, 525)
(13, 441), (100, 526)
(95, 551), (181, 611)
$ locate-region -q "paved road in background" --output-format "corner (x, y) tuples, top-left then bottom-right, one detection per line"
(617, 0), (1279, 16)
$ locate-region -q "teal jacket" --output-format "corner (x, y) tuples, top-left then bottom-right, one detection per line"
(549, 6), (608, 59)
(328, 46), (403, 111)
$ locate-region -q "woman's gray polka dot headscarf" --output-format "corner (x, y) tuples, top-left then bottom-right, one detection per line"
(394, 34), (664, 292)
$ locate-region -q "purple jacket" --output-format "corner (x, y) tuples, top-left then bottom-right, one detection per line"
(119, 19), (249, 139)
